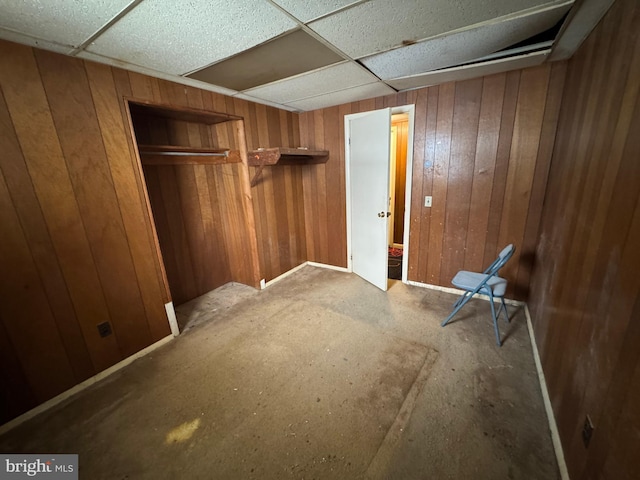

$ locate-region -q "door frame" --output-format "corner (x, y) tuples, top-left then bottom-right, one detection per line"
(344, 104), (415, 284)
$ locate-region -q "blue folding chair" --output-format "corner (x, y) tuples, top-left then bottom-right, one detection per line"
(441, 244), (515, 346)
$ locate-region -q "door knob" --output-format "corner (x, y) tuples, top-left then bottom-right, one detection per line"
(386, 212), (391, 217)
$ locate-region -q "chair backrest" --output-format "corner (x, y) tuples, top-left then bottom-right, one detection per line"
(483, 244), (515, 276)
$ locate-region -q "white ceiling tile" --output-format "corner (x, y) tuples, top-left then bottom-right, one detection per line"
(86, 0), (297, 75)
(388, 50), (550, 91)
(362, 2), (571, 79)
(243, 61), (377, 104)
(309, 0), (569, 58)
(0, 0), (134, 49)
(271, 0), (362, 23)
(285, 82), (394, 111)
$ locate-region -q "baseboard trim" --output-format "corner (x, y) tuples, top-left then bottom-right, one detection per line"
(524, 305), (569, 480)
(306, 261), (350, 273)
(405, 279), (523, 307)
(0, 334), (174, 435)
(164, 302), (180, 337)
(263, 262), (350, 288)
(264, 262), (309, 288)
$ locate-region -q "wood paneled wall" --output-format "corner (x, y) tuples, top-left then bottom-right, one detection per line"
(392, 117), (409, 245)
(244, 107), (306, 283)
(123, 77), (304, 286)
(299, 63), (566, 299)
(133, 114), (249, 305)
(528, 0), (640, 478)
(0, 42), (170, 423)
(0, 40), (301, 424)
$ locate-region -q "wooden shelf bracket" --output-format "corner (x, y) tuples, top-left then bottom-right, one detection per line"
(248, 147), (329, 186)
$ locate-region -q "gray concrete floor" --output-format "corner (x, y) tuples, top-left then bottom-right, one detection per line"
(0, 266), (559, 479)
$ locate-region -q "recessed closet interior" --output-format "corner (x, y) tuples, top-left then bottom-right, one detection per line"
(128, 102), (260, 307)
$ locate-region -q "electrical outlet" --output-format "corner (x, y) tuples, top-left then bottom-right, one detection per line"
(582, 415), (594, 448)
(424, 196), (432, 207)
(97, 321), (112, 338)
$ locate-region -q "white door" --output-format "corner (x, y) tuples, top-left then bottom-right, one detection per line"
(347, 108), (391, 291)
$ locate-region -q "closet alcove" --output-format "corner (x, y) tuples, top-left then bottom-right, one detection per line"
(128, 101), (260, 307)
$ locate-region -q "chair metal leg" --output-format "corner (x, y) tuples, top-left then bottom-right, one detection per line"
(441, 291), (474, 327)
(499, 297), (509, 323)
(488, 295), (502, 347)
(442, 287), (507, 347)
(453, 291), (471, 309)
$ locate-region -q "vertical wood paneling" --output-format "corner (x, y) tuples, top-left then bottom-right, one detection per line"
(224, 119), (261, 288)
(482, 71), (520, 268)
(143, 165), (188, 304)
(246, 103), (304, 283)
(463, 74), (505, 273)
(313, 110), (330, 264)
(515, 63), (566, 300)
(411, 87), (434, 282)
(0, 87), (94, 383)
(497, 66), (550, 294)
(85, 62), (170, 342)
(36, 51), (153, 357)
(111, 71), (171, 304)
(0, 43), (123, 385)
(235, 98), (276, 279)
(0, 169), (76, 401)
(528, 1), (640, 478)
(0, 39), (298, 423)
(0, 319), (35, 422)
(425, 83), (454, 285)
(322, 107), (344, 267)
(439, 78), (483, 284)
(135, 113), (261, 303)
(301, 64), (565, 299)
(392, 117), (408, 245)
(302, 114), (320, 263)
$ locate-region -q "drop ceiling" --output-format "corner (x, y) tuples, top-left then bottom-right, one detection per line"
(0, 0), (614, 112)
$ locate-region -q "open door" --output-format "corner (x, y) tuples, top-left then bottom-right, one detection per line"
(346, 108), (391, 291)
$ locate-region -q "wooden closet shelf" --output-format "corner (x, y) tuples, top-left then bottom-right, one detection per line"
(247, 147), (329, 166)
(139, 145), (241, 165)
(129, 102), (241, 125)
(248, 147), (329, 187)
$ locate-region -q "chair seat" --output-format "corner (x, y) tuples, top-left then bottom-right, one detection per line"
(452, 271), (507, 297)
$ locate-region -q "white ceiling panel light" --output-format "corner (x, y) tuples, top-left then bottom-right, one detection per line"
(86, 0), (297, 75)
(270, 0), (364, 23)
(0, 0), (136, 53)
(243, 61), (378, 105)
(308, 0), (570, 59)
(362, 1), (572, 80)
(285, 82), (395, 111)
(187, 29), (344, 91)
(388, 50), (550, 91)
